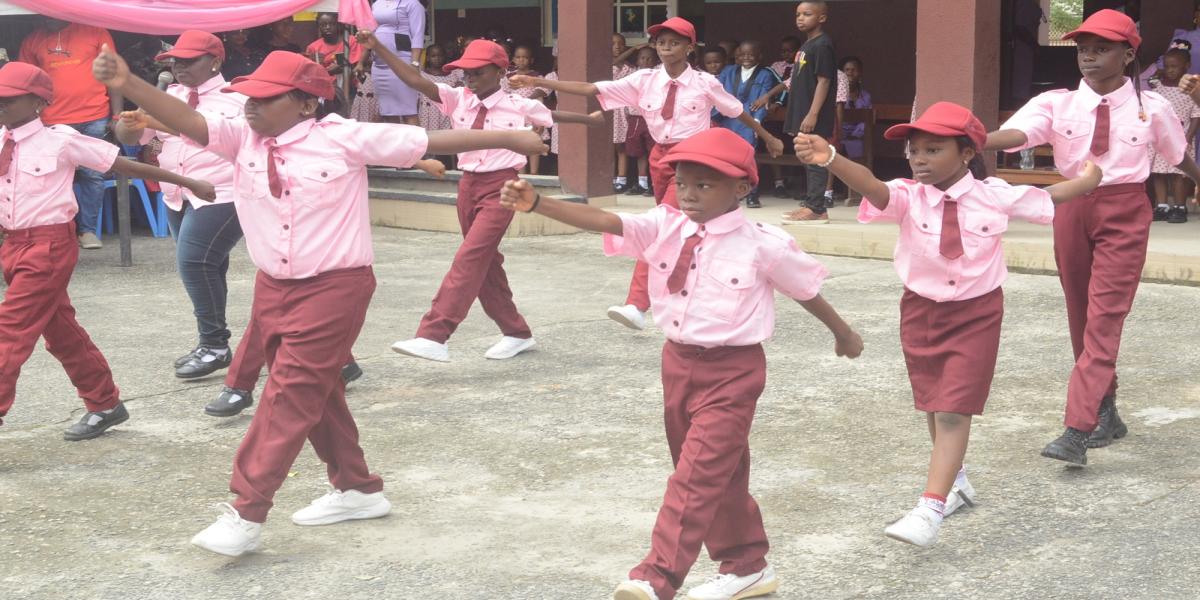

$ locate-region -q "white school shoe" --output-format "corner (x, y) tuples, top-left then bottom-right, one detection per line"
(943, 478), (977, 518)
(607, 304), (647, 331)
(291, 488), (392, 526)
(484, 336), (537, 360)
(391, 337), (450, 362)
(190, 503), (262, 557)
(613, 580), (660, 600)
(884, 507), (941, 547)
(686, 565), (779, 600)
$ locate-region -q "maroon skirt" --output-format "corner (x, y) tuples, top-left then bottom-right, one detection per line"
(899, 287), (1003, 415)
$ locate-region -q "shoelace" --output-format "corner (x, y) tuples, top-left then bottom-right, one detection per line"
(215, 502), (249, 527)
(701, 573), (738, 588)
(311, 486), (345, 507)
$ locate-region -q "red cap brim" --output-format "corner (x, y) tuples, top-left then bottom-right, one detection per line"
(444, 58), (501, 73)
(1062, 27), (1140, 49)
(222, 78), (294, 98)
(665, 152), (758, 186)
(885, 122), (985, 151)
(155, 48), (212, 62)
(0, 84), (34, 98)
(647, 24), (694, 43)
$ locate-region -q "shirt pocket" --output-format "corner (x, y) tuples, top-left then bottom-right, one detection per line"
(17, 155), (60, 196)
(905, 207), (942, 258)
(295, 160), (351, 208)
(704, 257), (758, 322)
(1114, 124), (1151, 152)
(236, 156), (270, 199)
(959, 212), (1008, 260)
(1050, 119), (1090, 159)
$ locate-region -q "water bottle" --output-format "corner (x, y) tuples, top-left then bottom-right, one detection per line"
(1019, 148), (1035, 170)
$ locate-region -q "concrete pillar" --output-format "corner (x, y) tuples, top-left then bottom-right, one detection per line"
(914, 0), (1001, 130)
(556, 0), (614, 202)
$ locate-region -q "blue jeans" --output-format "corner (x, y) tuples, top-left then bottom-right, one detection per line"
(68, 118), (110, 235)
(166, 202), (244, 348)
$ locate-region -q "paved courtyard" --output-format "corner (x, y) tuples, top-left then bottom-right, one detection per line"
(2, 227), (1200, 599)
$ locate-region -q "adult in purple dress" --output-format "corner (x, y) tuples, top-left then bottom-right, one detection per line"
(368, 0), (426, 124)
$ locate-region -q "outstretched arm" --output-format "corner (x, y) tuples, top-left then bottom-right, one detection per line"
(735, 112), (784, 156)
(93, 44), (209, 145)
(794, 133), (890, 210)
(110, 157), (216, 201)
(499, 179), (622, 235)
(1046, 161), (1102, 204)
(985, 129), (1029, 152)
(425, 129), (548, 156)
(797, 294), (863, 358)
(356, 31), (440, 101)
(509, 74), (600, 98)
(750, 82), (786, 111)
(552, 110), (605, 127)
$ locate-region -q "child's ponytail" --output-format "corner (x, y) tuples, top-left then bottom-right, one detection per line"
(1125, 43), (1147, 121)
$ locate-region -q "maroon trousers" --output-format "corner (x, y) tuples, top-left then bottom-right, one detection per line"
(229, 267), (382, 523)
(415, 169), (532, 343)
(224, 319), (355, 391)
(1053, 183), (1150, 432)
(0, 222), (119, 422)
(631, 342), (769, 600)
(625, 143), (680, 311)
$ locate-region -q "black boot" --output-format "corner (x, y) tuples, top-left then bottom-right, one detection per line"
(1087, 395), (1128, 448)
(1041, 427), (1089, 466)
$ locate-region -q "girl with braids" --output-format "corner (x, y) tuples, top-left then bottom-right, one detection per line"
(987, 10), (1200, 467)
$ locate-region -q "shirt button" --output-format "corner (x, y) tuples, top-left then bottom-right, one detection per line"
(681, 290), (689, 296)
(249, 162), (255, 167)
(690, 264), (696, 270)
(673, 320), (679, 326)
(321, 171), (328, 177)
(659, 262), (667, 268)
(982, 226), (989, 232)
(282, 258), (289, 264)
(756, 222), (763, 228)
(948, 280), (956, 286)
(731, 278), (738, 284)
(283, 224), (290, 230)
(922, 223), (928, 229)
(285, 191), (291, 196)
(1132, 136), (1138, 142)
(943, 194), (950, 200)
(1067, 130), (1072, 135)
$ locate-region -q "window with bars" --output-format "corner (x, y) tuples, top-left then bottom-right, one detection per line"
(615, 0), (670, 41)
(1041, 0), (1083, 47)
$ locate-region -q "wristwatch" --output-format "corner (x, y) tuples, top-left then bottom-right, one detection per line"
(410, 60), (421, 67)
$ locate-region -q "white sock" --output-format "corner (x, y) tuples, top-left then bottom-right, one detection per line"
(639, 176), (649, 188)
(916, 497), (945, 524)
(211, 347), (230, 358)
(615, 177), (627, 185)
(1159, 203), (1170, 209)
(824, 189), (834, 198)
(775, 179), (785, 187)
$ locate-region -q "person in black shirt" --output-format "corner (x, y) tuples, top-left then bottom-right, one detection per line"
(220, 29), (267, 81)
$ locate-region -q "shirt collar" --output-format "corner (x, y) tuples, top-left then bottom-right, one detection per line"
(662, 64), (697, 86)
(467, 87), (507, 111)
(195, 74), (229, 95)
(1076, 77), (1135, 110)
(921, 171), (977, 206)
(271, 117), (317, 147)
(6, 118), (45, 143)
(681, 206), (747, 237)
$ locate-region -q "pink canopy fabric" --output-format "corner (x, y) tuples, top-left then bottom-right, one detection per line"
(9, 0), (378, 34)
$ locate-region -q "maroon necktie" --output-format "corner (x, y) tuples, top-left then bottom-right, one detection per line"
(0, 134), (12, 177)
(667, 233), (702, 293)
(471, 104), (489, 130)
(266, 142), (283, 198)
(661, 81), (678, 121)
(187, 89), (200, 109)
(1090, 101), (1110, 157)
(939, 199), (963, 260)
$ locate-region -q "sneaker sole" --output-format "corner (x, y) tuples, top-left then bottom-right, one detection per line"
(390, 343), (450, 362)
(191, 536), (259, 557)
(1085, 423), (1128, 448)
(63, 410), (129, 441)
(613, 585), (654, 600)
(606, 308), (645, 331)
(291, 499), (392, 526)
(485, 341), (537, 360)
(685, 579), (779, 600)
(884, 528), (935, 547)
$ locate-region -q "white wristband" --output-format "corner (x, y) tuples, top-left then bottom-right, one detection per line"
(817, 145), (838, 168)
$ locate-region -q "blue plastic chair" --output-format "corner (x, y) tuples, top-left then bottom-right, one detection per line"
(98, 178), (168, 239)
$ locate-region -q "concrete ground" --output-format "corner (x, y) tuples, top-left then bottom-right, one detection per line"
(2, 227), (1200, 600)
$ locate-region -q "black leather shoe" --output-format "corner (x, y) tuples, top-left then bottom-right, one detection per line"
(1087, 395), (1128, 448)
(773, 182), (789, 198)
(174, 346), (205, 368)
(745, 195), (762, 209)
(1041, 427), (1089, 466)
(205, 387), (253, 417)
(614, 182), (629, 194)
(341, 360), (363, 384)
(63, 402), (129, 441)
(642, 185), (654, 197)
(175, 346), (232, 379)
(626, 184), (645, 196)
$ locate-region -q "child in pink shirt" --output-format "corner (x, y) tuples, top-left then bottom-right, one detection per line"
(94, 47), (545, 557)
(797, 102), (1101, 548)
(988, 9), (1200, 466)
(501, 127), (861, 600)
(0, 62), (214, 442)
(508, 17), (785, 334)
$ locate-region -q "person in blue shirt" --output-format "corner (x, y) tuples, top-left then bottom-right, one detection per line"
(714, 40), (781, 207)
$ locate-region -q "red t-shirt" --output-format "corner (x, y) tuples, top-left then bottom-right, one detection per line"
(305, 37), (364, 70)
(19, 24), (115, 126)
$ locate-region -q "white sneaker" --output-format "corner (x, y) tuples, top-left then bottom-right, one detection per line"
(391, 337), (450, 362)
(614, 580), (659, 600)
(291, 488), (392, 526)
(190, 503), (262, 557)
(607, 304), (646, 330)
(943, 478), (976, 517)
(884, 507), (941, 547)
(484, 336), (537, 360)
(686, 565), (778, 600)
